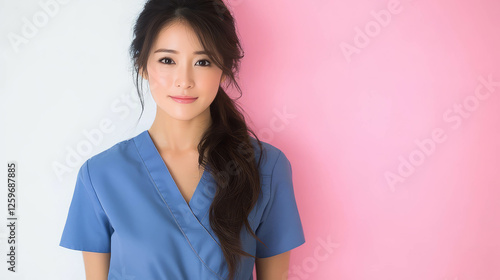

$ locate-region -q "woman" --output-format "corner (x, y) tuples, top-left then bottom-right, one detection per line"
(59, 0), (305, 279)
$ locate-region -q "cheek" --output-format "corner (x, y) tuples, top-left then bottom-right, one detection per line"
(198, 71), (223, 93)
(147, 66), (172, 93)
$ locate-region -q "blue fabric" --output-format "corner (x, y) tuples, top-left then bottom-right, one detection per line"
(59, 130), (305, 279)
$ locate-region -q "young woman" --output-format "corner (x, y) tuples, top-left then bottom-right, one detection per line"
(59, 0), (305, 279)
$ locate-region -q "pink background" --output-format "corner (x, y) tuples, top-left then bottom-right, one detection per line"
(232, 0), (500, 279)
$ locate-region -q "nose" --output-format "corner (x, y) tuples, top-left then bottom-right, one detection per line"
(176, 81), (193, 89)
(175, 65), (194, 89)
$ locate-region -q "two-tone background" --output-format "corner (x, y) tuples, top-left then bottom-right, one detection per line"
(1, 0), (499, 279)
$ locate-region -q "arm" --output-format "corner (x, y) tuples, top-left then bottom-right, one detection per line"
(255, 251), (291, 280)
(82, 252), (110, 280)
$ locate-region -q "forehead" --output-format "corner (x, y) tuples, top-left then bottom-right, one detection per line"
(152, 21), (203, 52)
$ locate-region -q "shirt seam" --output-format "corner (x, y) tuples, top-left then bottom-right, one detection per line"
(261, 149), (283, 226)
(85, 159), (115, 233)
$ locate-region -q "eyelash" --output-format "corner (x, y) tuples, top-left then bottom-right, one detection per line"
(159, 57), (211, 67)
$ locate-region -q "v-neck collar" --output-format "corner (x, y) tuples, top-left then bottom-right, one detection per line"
(149, 129), (206, 208)
(133, 129), (227, 279)
(135, 129), (209, 214)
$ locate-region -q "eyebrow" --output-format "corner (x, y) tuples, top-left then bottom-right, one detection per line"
(153, 49), (208, 55)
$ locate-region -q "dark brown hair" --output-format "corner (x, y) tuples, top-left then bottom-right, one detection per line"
(129, 0), (266, 278)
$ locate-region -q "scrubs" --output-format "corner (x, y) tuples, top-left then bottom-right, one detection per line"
(59, 130), (305, 280)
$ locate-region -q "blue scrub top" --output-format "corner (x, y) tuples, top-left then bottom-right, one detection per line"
(59, 130), (305, 280)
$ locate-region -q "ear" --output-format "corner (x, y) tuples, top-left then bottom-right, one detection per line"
(220, 74), (226, 83)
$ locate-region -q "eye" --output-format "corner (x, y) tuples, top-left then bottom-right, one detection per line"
(196, 59), (211, 67)
(158, 57), (211, 67)
(159, 57), (174, 64)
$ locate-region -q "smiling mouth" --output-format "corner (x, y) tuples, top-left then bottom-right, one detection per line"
(170, 96), (198, 104)
(169, 96), (198, 99)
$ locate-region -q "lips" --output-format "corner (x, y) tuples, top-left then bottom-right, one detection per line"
(169, 96), (197, 99)
(170, 96), (198, 104)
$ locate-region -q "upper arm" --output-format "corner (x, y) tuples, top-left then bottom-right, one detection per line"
(255, 251), (291, 280)
(82, 251), (110, 280)
(60, 162), (113, 278)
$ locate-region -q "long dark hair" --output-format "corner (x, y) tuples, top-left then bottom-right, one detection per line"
(129, 0), (266, 278)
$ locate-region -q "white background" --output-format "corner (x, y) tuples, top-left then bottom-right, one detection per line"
(0, 1), (155, 279)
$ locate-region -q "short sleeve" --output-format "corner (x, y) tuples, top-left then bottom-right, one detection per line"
(59, 160), (113, 253)
(255, 151), (306, 258)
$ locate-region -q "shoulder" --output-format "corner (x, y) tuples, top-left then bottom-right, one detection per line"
(82, 133), (140, 176)
(249, 136), (289, 177)
(246, 137), (297, 233)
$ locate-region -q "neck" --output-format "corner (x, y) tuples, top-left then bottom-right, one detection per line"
(148, 106), (212, 154)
